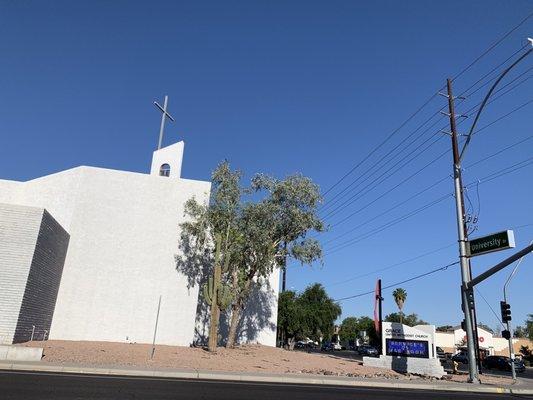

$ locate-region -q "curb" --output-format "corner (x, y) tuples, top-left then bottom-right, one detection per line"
(0, 362), (531, 395)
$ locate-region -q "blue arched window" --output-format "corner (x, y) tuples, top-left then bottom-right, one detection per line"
(159, 163), (171, 177)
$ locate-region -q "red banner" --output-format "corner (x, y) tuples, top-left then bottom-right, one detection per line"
(374, 279), (380, 333)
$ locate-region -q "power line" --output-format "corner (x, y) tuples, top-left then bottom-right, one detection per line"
(472, 156), (533, 185)
(474, 288), (506, 329)
(322, 71), (532, 222)
(326, 242), (456, 287)
(324, 155), (533, 255)
(322, 14), (532, 202)
(321, 222), (533, 290)
(451, 11), (533, 81)
(464, 134), (533, 170)
(322, 51), (531, 220)
(322, 92), (440, 198)
(325, 194), (451, 254)
(322, 134), (446, 220)
(470, 98), (533, 136)
(334, 261), (460, 302)
(458, 43), (530, 99)
(322, 90), (532, 228)
(327, 146), (449, 228)
(320, 109), (448, 213)
(323, 161), (450, 245)
(324, 133), (533, 249)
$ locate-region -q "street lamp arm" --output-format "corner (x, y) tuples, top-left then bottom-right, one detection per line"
(459, 45), (533, 162)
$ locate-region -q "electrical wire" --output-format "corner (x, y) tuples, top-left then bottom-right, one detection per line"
(325, 194), (452, 254)
(321, 13), (532, 200)
(324, 155), (533, 255)
(323, 90), (533, 228)
(451, 11), (533, 81)
(321, 63), (531, 221)
(322, 134), (446, 219)
(319, 222), (533, 290)
(472, 98), (533, 136)
(320, 133), (533, 248)
(322, 93), (440, 197)
(322, 160), (450, 245)
(474, 288), (506, 329)
(326, 242), (456, 287)
(334, 261), (460, 302)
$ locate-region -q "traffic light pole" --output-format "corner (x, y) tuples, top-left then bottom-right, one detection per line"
(502, 243), (530, 381)
(446, 78), (480, 383)
(502, 298), (516, 380)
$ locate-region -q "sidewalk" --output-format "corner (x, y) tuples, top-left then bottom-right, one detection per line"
(1, 360), (532, 395)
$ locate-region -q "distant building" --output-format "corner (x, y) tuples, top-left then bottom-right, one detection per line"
(0, 141), (279, 347)
(435, 325), (531, 355)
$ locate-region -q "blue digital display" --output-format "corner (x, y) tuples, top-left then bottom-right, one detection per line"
(386, 339), (429, 358)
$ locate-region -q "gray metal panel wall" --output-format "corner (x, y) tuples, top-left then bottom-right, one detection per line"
(13, 210), (69, 343)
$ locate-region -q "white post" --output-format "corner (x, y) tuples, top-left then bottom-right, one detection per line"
(150, 295), (162, 360)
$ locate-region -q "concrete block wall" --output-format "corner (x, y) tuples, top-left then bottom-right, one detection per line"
(0, 204), (69, 344)
(0, 204), (43, 344)
(13, 210), (69, 343)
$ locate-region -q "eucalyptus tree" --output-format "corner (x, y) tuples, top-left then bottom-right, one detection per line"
(178, 161), (241, 351)
(178, 161), (325, 349)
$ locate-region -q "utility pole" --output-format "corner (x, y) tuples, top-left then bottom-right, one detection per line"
(445, 78), (479, 383)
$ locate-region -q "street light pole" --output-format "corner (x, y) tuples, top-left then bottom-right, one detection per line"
(503, 240), (532, 381)
(460, 38), (533, 161)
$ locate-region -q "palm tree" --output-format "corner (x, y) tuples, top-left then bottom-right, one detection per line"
(392, 288), (407, 324)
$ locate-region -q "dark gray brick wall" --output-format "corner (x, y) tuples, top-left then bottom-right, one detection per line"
(13, 210), (70, 343)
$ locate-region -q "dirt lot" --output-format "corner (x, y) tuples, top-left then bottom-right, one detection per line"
(19, 340), (512, 386)
(21, 340), (398, 378)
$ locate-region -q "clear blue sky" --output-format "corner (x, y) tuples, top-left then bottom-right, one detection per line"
(1, 1), (532, 331)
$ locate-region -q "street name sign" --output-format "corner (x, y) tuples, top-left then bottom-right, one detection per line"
(466, 230), (515, 257)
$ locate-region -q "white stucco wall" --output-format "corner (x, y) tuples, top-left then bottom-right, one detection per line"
(0, 164), (210, 346)
(0, 141), (281, 347)
(150, 141), (184, 178)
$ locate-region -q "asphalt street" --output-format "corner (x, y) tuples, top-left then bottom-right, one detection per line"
(0, 371), (527, 400)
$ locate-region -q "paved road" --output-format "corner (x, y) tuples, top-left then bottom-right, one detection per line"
(0, 371), (524, 400)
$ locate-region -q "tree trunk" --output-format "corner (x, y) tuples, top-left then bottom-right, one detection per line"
(208, 301), (220, 352)
(288, 337), (296, 351)
(226, 304), (242, 348)
(208, 235), (222, 352)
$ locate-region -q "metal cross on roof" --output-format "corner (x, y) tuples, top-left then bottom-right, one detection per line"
(154, 95), (175, 150)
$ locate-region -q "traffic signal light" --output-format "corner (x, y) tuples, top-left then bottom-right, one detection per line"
(465, 288), (475, 310)
(461, 319), (466, 331)
(502, 330), (511, 340)
(500, 301), (511, 322)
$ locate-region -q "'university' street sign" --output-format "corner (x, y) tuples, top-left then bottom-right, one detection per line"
(466, 230), (515, 257)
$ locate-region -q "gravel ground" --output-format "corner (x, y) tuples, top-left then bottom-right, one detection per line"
(19, 340), (512, 386)
(21, 341), (398, 378)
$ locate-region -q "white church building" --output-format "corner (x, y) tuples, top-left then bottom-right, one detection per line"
(0, 141), (279, 347)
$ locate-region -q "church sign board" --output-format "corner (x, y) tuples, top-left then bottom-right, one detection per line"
(382, 323), (434, 359)
(466, 230), (515, 257)
(364, 322), (446, 378)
